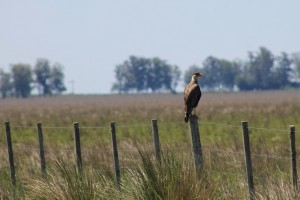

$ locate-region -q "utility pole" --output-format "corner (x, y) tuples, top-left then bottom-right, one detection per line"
(70, 80), (75, 94)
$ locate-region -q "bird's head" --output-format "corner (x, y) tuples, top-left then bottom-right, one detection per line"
(193, 72), (203, 77)
(192, 72), (203, 82)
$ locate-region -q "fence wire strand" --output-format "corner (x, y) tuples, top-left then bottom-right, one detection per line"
(0, 119), (298, 188)
(3, 120), (294, 133)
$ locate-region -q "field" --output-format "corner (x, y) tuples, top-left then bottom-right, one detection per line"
(0, 90), (300, 199)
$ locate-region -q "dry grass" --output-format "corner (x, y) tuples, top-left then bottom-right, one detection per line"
(0, 90), (300, 199)
(1, 90), (299, 126)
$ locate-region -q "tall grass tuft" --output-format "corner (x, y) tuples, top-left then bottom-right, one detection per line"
(24, 150), (219, 199)
(26, 157), (119, 200)
(122, 150), (217, 200)
(255, 178), (298, 200)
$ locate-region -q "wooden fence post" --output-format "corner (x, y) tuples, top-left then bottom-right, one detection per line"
(74, 122), (82, 171)
(188, 115), (203, 178)
(37, 122), (46, 176)
(151, 119), (161, 162)
(289, 125), (297, 188)
(4, 121), (16, 186)
(241, 121), (255, 200)
(111, 121), (121, 187)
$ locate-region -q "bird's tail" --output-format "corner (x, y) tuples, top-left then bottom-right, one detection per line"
(184, 112), (190, 123)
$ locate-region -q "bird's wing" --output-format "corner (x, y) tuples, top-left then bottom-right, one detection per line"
(185, 84), (201, 107)
(184, 83), (192, 102)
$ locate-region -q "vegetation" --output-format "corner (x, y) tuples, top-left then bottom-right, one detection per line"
(184, 47), (300, 91)
(113, 47), (300, 93)
(0, 58), (66, 98)
(11, 64), (33, 98)
(34, 59), (66, 96)
(25, 151), (216, 200)
(0, 69), (13, 98)
(0, 90), (299, 199)
(112, 56), (180, 93)
(2, 47), (300, 98)
(115, 47), (300, 94)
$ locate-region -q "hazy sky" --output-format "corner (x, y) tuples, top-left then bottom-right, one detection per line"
(1, 0), (299, 94)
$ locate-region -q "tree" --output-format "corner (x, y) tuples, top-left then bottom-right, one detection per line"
(147, 58), (162, 92)
(250, 47), (274, 89)
(170, 65), (181, 93)
(146, 57), (180, 93)
(113, 56), (144, 93)
(236, 53), (258, 90)
(292, 53), (300, 82)
(218, 59), (241, 90)
(184, 65), (202, 84)
(114, 63), (129, 93)
(237, 47), (274, 90)
(11, 64), (33, 98)
(34, 58), (52, 96)
(272, 52), (293, 89)
(112, 56), (181, 93)
(185, 57), (240, 91)
(50, 63), (66, 94)
(130, 56), (149, 92)
(201, 56), (221, 89)
(0, 69), (12, 98)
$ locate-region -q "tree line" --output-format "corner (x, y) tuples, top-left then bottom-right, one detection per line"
(0, 58), (66, 98)
(2, 47), (299, 98)
(112, 56), (181, 93)
(113, 47), (300, 93)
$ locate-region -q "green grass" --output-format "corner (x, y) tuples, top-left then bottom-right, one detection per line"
(0, 90), (300, 199)
(23, 150), (217, 200)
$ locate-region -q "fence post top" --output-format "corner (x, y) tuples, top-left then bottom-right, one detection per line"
(73, 122), (79, 128)
(37, 122), (42, 128)
(189, 115), (198, 121)
(241, 121), (248, 126)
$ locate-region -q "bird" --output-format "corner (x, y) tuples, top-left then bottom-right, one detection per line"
(184, 72), (203, 122)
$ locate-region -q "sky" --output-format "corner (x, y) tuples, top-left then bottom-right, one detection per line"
(1, 0), (299, 94)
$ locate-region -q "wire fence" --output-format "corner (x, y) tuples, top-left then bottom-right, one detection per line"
(0, 118), (298, 197)
(4, 121), (294, 131)
(0, 120), (296, 155)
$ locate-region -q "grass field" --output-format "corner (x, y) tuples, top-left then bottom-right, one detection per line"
(0, 90), (300, 199)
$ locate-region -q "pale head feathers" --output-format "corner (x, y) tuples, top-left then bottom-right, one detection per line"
(191, 72), (203, 83)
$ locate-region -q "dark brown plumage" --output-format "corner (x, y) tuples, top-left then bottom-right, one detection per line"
(184, 72), (202, 122)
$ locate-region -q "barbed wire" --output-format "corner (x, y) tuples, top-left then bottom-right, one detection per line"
(251, 153), (290, 160)
(80, 126), (110, 129)
(2, 120), (294, 133)
(0, 119), (297, 179)
(0, 154), (294, 186)
(0, 168), (292, 187)
(199, 121), (241, 128)
(207, 170), (291, 182)
(203, 147), (244, 156)
(208, 170), (245, 178)
(203, 148), (292, 160)
(0, 145), (295, 161)
(248, 126), (289, 133)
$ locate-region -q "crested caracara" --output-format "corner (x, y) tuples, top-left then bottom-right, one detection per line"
(184, 72), (203, 122)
